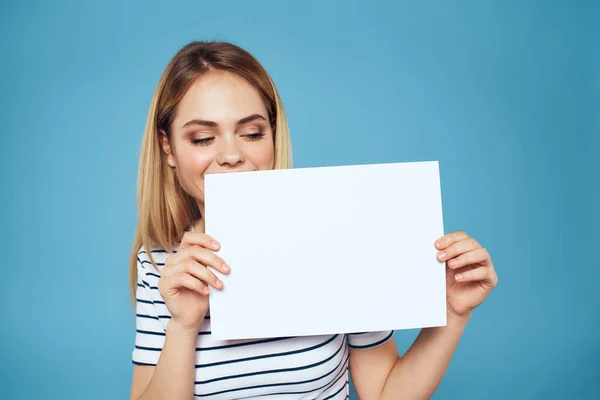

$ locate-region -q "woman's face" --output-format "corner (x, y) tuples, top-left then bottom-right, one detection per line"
(162, 71), (275, 211)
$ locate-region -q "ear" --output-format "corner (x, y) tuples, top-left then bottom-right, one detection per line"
(160, 131), (176, 168)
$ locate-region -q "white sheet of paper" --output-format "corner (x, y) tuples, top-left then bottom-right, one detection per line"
(205, 161), (447, 340)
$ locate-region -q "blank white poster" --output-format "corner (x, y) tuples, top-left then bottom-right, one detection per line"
(205, 161), (446, 340)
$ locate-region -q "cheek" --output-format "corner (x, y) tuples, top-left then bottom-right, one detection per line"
(177, 147), (214, 179)
(253, 140), (275, 169)
(174, 151), (213, 202)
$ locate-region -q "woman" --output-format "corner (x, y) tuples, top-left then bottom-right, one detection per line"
(129, 41), (499, 400)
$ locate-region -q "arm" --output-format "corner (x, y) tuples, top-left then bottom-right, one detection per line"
(351, 311), (470, 400)
(131, 234), (229, 399)
(351, 230), (497, 399)
(130, 321), (199, 400)
(384, 311), (470, 399)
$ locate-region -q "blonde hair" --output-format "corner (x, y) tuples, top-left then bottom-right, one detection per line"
(129, 41), (293, 302)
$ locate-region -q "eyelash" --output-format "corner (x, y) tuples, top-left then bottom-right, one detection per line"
(191, 132), (265, 146)
(246, 132), (265, 141)
(191, 137), (214, 146)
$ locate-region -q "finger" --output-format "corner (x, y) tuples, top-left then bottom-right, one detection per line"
(435, 230), (470, 250)
(162, 273), (209, 295)
(180, 232), (221, 252)
(169, 245), (230, 275)
(190, 247), (230, 275)
(437, 237), (481, 263)
(491, 268), (499, 288)
(170, 261), (224, 290)
(446, 247), (489, 269)
(454, 266), (492, 284)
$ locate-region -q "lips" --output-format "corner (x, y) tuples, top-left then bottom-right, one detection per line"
(209, 169), (256, 174)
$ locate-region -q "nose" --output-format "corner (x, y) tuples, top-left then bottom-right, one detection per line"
(216, 137), (245, 167)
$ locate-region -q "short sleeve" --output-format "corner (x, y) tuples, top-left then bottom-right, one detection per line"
(131, 251), (167, 366)
(347, 330), (394, 349)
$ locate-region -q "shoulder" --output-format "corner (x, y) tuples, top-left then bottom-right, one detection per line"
(136, 245), (173, 275)
(347, 330), (394, 349)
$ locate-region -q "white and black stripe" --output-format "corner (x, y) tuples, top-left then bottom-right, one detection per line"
(132, 246), (393, 399)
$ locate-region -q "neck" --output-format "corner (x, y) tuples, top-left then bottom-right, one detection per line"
(193, 217), (205, 234)
(194, 200), (206, 233)
(193, 201), (206, 233)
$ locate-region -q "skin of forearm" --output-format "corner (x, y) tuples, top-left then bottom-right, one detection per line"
(137, 321), (199, 400)
(381, 311), (472, 400)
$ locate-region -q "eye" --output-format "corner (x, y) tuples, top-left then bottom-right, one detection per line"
(191, 137), (215, 146)
(245, 132), (265, 141)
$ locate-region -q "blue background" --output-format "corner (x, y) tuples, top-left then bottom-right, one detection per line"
(1, 0), (597, 399)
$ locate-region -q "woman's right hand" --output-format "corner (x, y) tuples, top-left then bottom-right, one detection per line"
(158, 232), (231, 333)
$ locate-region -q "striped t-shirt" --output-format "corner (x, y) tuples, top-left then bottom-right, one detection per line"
(132, 245), (394, 399)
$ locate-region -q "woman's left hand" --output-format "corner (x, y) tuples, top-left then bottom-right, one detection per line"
(434, 230), (499, 318)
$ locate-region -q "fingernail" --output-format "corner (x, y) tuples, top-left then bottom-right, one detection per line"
(436, 239), (443, 247)
(216, 279), (223, 288)
(222, 263), (230, 272)
(204, 287), (210, 294)
(455, 274), (462, 281)
(438, 251), (446, 260)
(448, 259), (457, 268)
(212, 241), (220, 249)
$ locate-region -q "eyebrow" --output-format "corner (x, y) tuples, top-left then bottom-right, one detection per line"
(181, 113), (267, 129)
